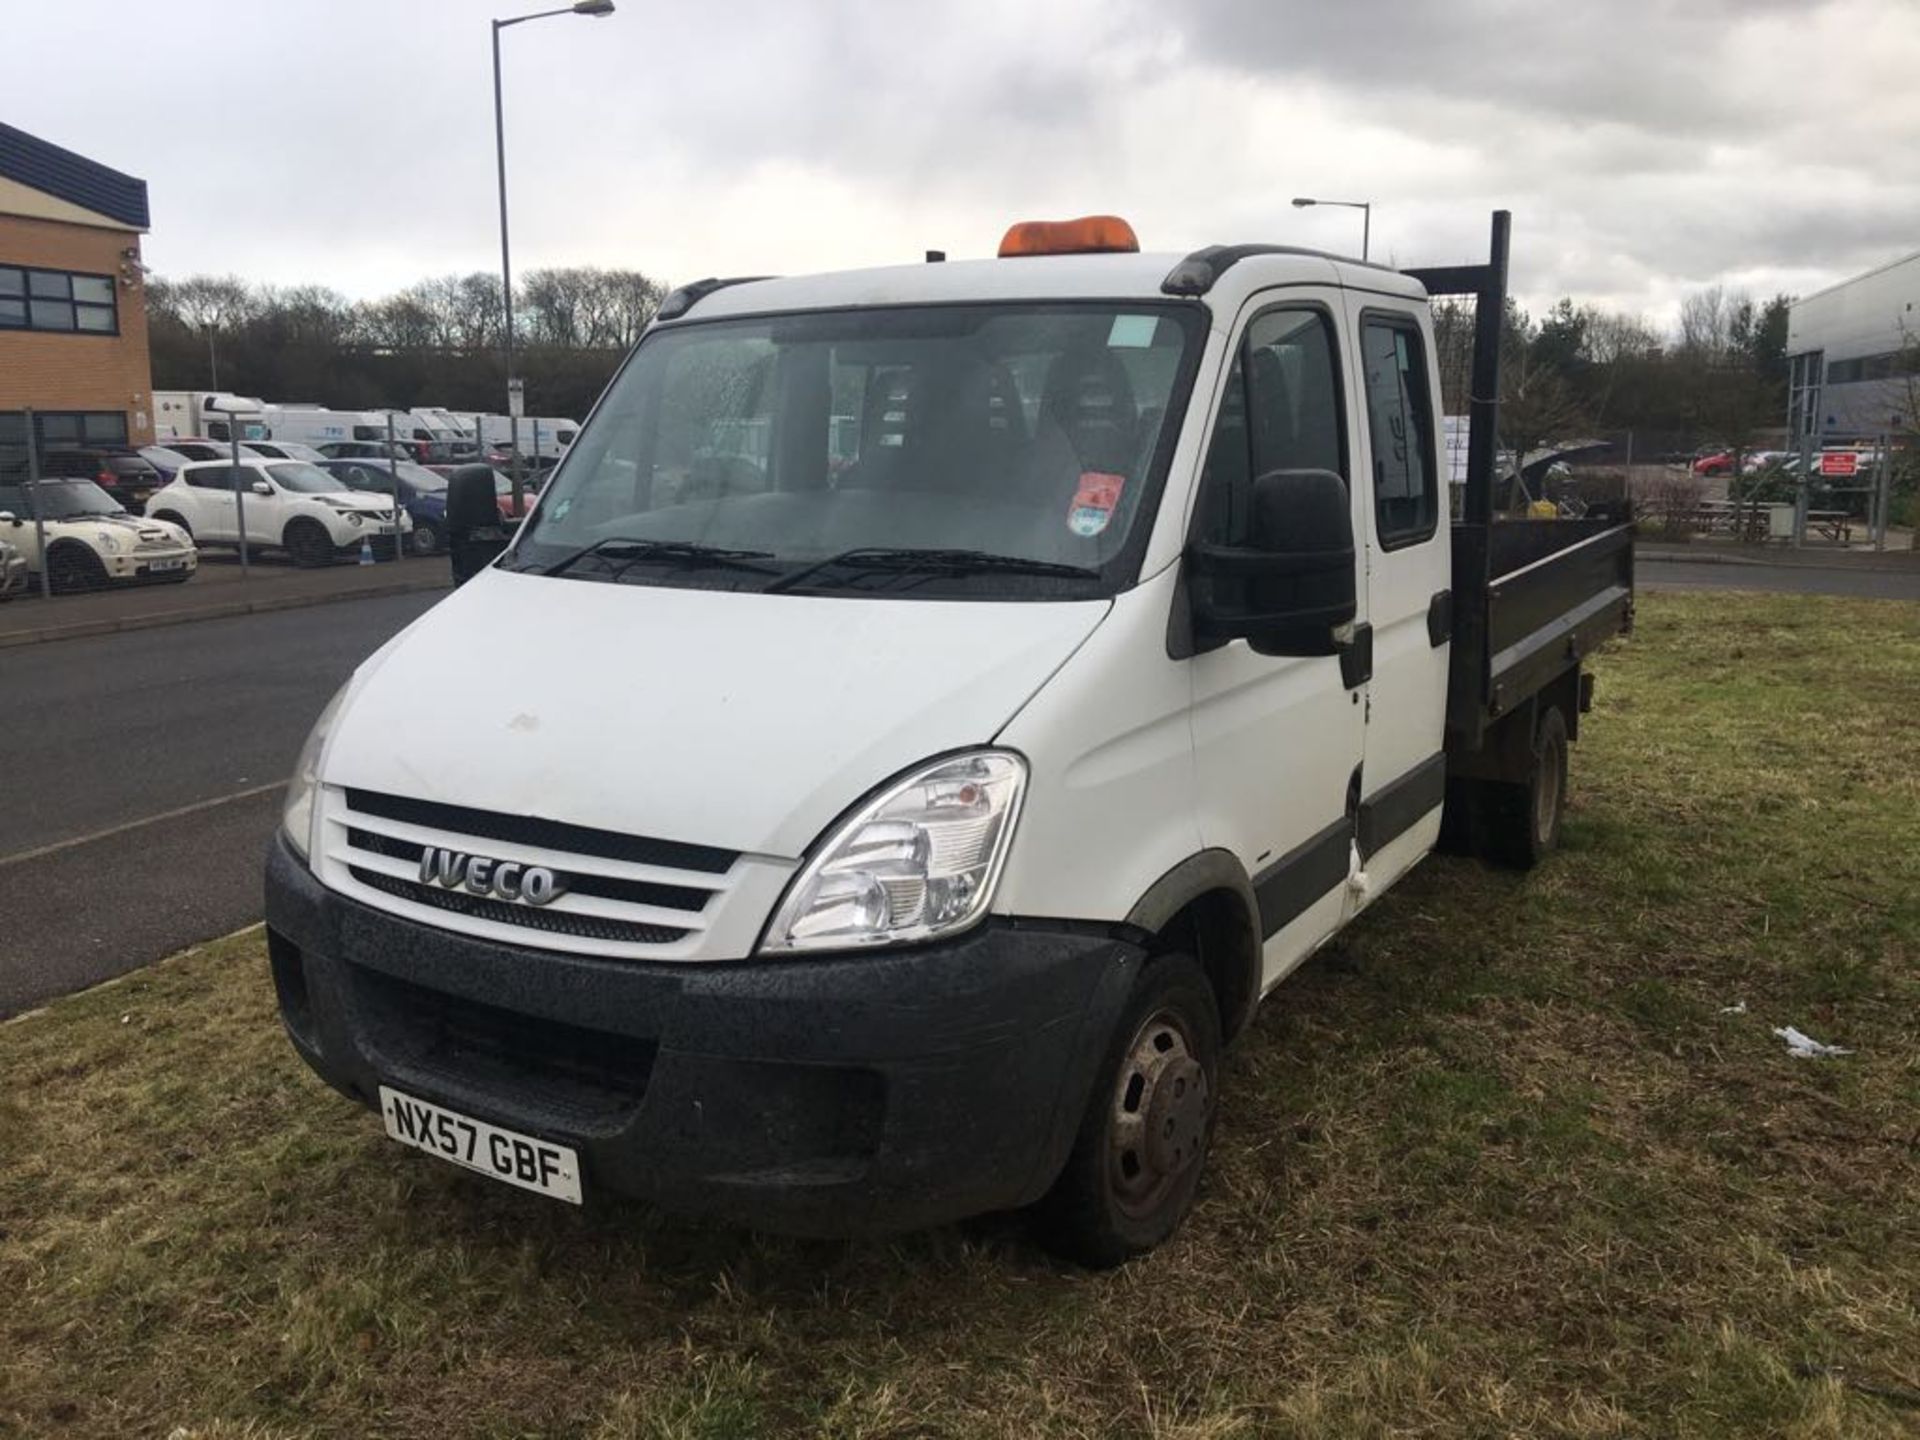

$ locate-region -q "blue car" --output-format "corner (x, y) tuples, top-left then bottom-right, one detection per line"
(315, 458), (450, 556)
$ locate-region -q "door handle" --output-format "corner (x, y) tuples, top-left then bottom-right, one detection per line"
(1338, 622), (1373, 689)
(1427, 589), (1453, 647)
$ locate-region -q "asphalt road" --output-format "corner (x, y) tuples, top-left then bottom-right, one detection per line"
(0, 591), (440, 1017)
(1639, 558), (1920, 599)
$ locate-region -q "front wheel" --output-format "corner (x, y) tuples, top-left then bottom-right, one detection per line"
(285, 519), (335, 568)
(47, 543), (109, 595)
(409, 521), (441, 557)
(1034, 953), (1221, 1267)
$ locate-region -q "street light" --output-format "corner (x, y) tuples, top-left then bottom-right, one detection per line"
(1292, 196), (1372, 262)
(493, 0), (615, 510)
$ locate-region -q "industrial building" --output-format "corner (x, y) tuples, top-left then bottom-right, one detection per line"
(1786, 249), (1920, 440)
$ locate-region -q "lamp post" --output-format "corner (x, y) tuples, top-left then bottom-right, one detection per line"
(1291, 196), (1372, 261)
(493, 0), (615, 514)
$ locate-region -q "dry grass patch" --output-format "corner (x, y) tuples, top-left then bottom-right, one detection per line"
(2, 590), (1917, 1438)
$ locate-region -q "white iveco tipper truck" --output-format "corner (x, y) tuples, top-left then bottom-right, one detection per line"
(265, 211), (1632, 1264)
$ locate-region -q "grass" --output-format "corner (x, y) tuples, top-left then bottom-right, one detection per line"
(3, 589), (1918, 1439)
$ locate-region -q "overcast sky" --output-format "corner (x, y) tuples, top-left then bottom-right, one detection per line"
(13, 0), (1919, 325)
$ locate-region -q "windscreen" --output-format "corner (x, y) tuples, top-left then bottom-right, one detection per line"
(0, 479), (124, 518)
(509, 303), (1202, 596)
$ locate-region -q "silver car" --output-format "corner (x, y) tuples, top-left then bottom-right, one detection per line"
(0, 535), (27, 600)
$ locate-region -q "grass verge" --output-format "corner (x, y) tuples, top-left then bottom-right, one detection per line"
(3, 590), (1917, 1439)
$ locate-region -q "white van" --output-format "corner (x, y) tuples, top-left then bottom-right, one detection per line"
(153, 390), (269, 444)
(267, 407), (396, 451)
(477, 413), (577, 458)
(264, 213), (1632, 1263)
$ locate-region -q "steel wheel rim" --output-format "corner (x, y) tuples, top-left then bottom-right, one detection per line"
(1535, 733), (1562, 843)
(1107, 1005), (1210, 1218)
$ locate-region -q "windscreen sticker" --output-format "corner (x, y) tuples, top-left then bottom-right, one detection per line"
(1107, 314), (1159, 349)
(1068, 471), (1126, 537)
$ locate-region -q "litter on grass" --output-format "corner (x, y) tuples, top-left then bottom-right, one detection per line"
(1773, 1026), (1852, 1059)
(1719, 1000), (1748, 1015)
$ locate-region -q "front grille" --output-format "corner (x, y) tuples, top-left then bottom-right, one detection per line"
(345, 788), (737, 873)
(353, 967), (657, 1126)
(350, 866), (689, 945)
(325, 787), (745, 957)
(348, 828), (713, 913)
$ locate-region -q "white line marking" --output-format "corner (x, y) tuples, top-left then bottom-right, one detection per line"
(0, 780), (288, 870)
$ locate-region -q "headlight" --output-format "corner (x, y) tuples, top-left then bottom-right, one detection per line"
(345, 512), (363, 526)
(96, 531), (123, 553)
(282, 684), (348, 864)
(761, 750), (1027, 954)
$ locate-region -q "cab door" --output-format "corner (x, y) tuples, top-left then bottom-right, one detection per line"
(1343, 297), (1451, 894)
(1186, 293), (1370, 990)
(239, 463), (288, 546)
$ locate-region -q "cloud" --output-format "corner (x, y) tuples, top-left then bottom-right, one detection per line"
(8, 0), (1917, 328)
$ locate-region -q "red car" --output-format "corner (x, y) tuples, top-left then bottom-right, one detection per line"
(1692, 451), (1734, 476)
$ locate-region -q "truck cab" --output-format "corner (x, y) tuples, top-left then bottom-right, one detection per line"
(265, 213), (1631, 1263)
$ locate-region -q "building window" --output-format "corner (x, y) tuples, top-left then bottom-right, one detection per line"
(0, 265), (119, 335)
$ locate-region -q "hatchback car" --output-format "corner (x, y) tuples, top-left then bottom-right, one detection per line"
(146, 460), (411, 566)
(0, 478), (196, 591)
(40, 447), (167, 515)
(315, 458), (451, 555)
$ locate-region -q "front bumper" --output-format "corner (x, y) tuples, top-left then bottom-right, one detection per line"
(105, 548), (197, 581)
(264, 833), (1142, 1236)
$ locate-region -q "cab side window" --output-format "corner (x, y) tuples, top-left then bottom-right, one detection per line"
(1193, 307), (1345, 547)
(1360, 316), (1437, 548)
(188, 466), (235, 489)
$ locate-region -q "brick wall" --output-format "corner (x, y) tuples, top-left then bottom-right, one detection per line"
(0, 213), (155, 445)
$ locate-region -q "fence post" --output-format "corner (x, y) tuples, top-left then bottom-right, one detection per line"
(24, 409), (53, 600)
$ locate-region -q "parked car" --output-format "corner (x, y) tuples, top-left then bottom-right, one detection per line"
(318, 440), (416, 462)
(151, 439), (233, 462)
(244, 440), (331, 464)
(138, 444), (205, 482)
(0, 534), (27, 600)
(1691, 450), (1734, 476)
(0, 477), (196, 592)
(315, 458), (450, 555)
(146, 459), (411, 567)
(39, 447), (167, 515)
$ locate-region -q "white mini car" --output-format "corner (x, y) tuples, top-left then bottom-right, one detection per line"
(0, 477), (197, 592)
(147, 459), (412, 567)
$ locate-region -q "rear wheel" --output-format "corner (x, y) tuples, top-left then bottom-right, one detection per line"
(46, 543), (108, 595)
(1484, 705), (1568, 870)
(1034, 953), (1221, 1267)
(409, 521), (441, 556)
(285, 519), (335, 568)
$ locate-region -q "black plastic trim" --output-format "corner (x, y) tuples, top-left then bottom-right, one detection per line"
(654, 275), (775, 322)
(1161, 243), (1398, 297)
(342, 788), (738, 874)
(1427, 588), (1453, 647)
(1356, 752), (1447, 860)
(1339, 622), (1373, 689)
(1252, 816), (1351, 938)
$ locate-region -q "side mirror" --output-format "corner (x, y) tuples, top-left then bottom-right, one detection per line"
(446, 463), (508, 586)
(1188, 469), (1357, 656)
(0, 512), (15, 525)
(252, 480), (273, 496)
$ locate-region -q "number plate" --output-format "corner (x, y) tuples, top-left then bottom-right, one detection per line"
(378, 1086), (582, 1204)
(148, 558), (187, 572)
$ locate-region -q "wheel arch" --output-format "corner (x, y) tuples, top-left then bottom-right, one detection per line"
(1125, 849), (1262, 1042)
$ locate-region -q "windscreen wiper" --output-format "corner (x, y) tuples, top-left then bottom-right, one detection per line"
(540, 537), (779, 579)
(763, 547), (1101, 594)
